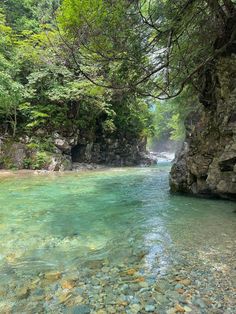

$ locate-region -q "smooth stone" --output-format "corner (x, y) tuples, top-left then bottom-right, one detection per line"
(175, 304), (185, 312)
(15, 287), (30, 299)
(44, 271), (62, 282)
(61, 279), (76, 289)
(146, 298), (156, 305)
(179, 279), (191, 286)
(74, 288), (84, 295)
(165, 290), (180, 300)
(129, 304), (141, 313)
(139, 282), (149, 288)
(184, 306), (192, 312)
(66, 305), (91, 314)
(193, 298), (206, 308)
(58, 291), (73, 304)
(175, 284), (184, 289)
(130, 296), (140, 304)
(154, 294), (168, 303)
(145, 305), (155, 312)
(139, 288), (149, 293)
(166, 308), (176, 314)
(32, 288), (44, 296)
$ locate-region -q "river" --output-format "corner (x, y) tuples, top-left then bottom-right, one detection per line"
(0, 163), (235, 313)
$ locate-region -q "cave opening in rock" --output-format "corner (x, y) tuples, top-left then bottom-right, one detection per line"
(219, 157), (236, 172)
(71, 144), (87, 163)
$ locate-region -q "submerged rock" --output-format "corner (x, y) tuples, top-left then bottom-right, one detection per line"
(66, 305), (91, 314)
(15, 286), (30, 299)
(44, 271), (62, 282)
(145, 304), (156, 312)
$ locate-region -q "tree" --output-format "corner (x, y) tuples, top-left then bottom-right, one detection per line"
(2, 0), (60, 32)
(57, 0), (236, 100)
(0, 9), (23, 136)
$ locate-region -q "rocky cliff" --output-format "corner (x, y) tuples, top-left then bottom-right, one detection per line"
(170, 56), (236, 200)
(0, 133), (154, 171)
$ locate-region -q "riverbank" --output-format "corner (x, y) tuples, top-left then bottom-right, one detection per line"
(0, 164), (109, 177)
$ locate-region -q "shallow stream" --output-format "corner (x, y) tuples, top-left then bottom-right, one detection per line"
(0, 164), (235, 313)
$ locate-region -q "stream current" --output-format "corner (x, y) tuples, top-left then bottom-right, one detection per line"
(0, 163), (235, 313)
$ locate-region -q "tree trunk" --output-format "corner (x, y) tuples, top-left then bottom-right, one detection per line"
(223, 0), (236, 16)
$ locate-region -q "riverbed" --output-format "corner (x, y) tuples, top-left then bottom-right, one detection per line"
(0, 164), (235, 313)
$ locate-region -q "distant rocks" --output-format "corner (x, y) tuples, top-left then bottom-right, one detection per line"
(155, 151), (175, 163)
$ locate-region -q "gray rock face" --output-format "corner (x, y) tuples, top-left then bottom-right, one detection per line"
(170, 56), (236, 200)
(47, 155), (72, 171)
(0, 142), (27, 169)
(71, 137), (155, 166)
(0, 135), (152, 170)
(53, 132), (77, 155)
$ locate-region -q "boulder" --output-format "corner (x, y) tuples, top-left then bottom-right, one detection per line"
(170, 56), (236, 200)
(0, 141), (27, 169)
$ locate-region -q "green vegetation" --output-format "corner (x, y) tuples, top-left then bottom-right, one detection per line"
(0, 0), (235, 160)
(0, 1), (154, 145)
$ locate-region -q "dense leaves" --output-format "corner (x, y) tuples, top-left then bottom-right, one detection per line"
(1, 0), (235, 147)
(0, 1), (154, 144)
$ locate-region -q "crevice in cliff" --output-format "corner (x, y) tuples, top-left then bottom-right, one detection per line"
(219, 157), (236, 172)
(71, 144), (88, 163)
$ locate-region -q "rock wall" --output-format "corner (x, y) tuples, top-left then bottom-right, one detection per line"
(0, 139), (72, 171)
(0, 133), (154, 171)
(170, 56), (236, 200)
(71, 137), (154, 166)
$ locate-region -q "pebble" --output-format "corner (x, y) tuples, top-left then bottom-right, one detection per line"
(193, 298), (206, 308)
(139, 281), (149, 288)
(44, 271), (62, 282)
(1, 240), (235, 314)
(145, 304), (156, 312)
(183, 306), (192, 312)
(61, 279), (76, 290)
(58, 291), (73, 304)
(175, 303), (185, 312)
(179, 279), (191, 286)
(66, 305), (91, 314)
(129, 304), (141, 313)
(15, 287), (30, 299)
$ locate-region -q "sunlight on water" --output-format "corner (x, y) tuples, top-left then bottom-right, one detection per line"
(0, 164), (235, 313)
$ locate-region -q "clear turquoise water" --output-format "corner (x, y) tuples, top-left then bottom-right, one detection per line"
(0, 164), (235, 313)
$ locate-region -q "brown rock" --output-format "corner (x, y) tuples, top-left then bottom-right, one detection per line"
(58, 291), (73, 304)
(179, 279), (191, 286)
(61, 279), (76, 290)
(16, 287), (30, 299)
(126, 268), (136, 275)
(44, 271), (62, 282)
(175, 304), (185, 312)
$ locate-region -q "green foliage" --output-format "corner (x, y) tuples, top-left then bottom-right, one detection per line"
(31, 151), (50, 170)
(23, 151), (50, 170)
(1, 0), (60, 32)
(0, 10), (24, 136)
(1, 0), (219, 163)
(152, 88), (197, 143)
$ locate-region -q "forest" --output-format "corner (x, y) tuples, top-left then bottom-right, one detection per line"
(1, 0), (235, 169)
